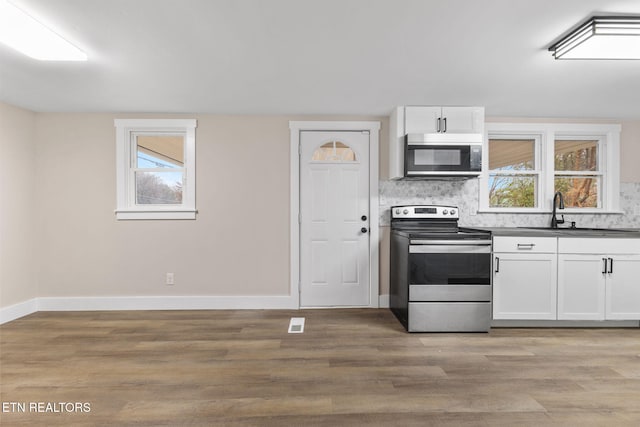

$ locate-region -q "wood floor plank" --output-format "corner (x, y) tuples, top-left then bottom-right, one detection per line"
(1, 308), (640, 426)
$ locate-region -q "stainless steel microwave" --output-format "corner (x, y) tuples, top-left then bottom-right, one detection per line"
(404, 133), (482, 177)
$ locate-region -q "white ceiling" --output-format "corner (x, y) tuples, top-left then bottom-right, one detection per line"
(1, 0), (640, 118)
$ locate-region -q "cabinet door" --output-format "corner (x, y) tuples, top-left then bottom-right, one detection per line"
(606, 255), (640, 320)
(441, 107), (484, 134)
(557, 254), (606, 320)
(493, 253), (557, 320)
(404, 106), (441, 134)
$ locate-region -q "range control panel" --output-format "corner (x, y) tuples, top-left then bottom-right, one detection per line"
(391, 205), (459, 219)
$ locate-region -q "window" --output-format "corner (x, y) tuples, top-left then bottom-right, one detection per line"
(312, 141), (357, 162)
(115, 119), (197, 220)
(554, 138), (601, 208)
(488, 136), (540, 208)
(480, 123), (620, 213)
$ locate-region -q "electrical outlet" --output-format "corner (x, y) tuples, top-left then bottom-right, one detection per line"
(166, 273), (174, 285)
(634, 205), (640, 216)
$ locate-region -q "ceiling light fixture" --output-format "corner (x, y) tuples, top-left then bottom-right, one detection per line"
(0, 0), (87, 61)
(549, 16), (640, 60)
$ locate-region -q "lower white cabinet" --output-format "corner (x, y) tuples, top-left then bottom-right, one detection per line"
(557, 238), (640, 321)
(493, 237), (557, 320)
(557, 254), (606, 320)
(606, 255), (640, 319)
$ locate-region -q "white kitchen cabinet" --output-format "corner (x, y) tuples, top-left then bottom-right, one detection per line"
(405, 106), (484, 134)
(557, 254), (606, 320)
(493, 236), (558, 320)
(605, 255), (640, 319)
(558, 238), (640, 321)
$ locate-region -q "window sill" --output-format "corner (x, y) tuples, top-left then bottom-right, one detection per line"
(115, 209), (197, 220)
(478, 208), (624, 215)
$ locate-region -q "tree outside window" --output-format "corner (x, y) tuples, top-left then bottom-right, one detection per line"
(554, 139), (600, 208)
(488, 138), (538, 208)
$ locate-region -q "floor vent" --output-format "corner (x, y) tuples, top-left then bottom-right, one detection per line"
(288, 317), (305, 333)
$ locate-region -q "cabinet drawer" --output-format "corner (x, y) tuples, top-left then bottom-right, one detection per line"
(408, 302), (491, 332)
(493, 236), (557, 253)
(559, 238), (640, 254)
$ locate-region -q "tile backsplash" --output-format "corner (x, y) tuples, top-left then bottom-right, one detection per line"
(380, 179), (640, 229)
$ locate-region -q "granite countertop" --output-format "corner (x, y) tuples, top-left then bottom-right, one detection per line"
(480, 227), (640, 238)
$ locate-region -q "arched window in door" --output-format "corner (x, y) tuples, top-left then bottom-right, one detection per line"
(311, 141), (357, 162)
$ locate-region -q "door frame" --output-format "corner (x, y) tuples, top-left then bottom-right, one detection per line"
(289, 121), (380, 308)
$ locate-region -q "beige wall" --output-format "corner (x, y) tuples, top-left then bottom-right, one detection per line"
(0, 103), (37, 308)
(33, 114), (292, 297)
(620, 120), (640, 183)
(30, 112), (385, 299)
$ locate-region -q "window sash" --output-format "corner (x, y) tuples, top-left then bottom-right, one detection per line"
(485, 133), (542, 210)
(115, 119), (196, 220)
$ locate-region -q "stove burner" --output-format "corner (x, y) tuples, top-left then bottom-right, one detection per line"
(391, 205), (489, 238)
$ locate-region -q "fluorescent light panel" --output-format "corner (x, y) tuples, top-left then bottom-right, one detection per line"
(550, 16), (640, 60)
(0, 0), (87, 61)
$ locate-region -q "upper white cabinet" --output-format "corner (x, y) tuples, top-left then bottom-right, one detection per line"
(557, 238), (640, 321)
(404, 106), (484, 134)
(389, 106), (485, 179)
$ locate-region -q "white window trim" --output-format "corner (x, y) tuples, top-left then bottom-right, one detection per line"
(480, 122), (621, 214)
(115, 119), (197, 220)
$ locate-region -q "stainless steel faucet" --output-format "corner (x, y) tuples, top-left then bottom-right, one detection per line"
(551, 191), (565, 228)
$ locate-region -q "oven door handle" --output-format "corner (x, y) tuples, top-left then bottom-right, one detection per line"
(409, 244), (492, 254)
(409, 240), (492, 245)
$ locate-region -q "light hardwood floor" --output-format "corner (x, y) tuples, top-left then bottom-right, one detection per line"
(1, 309), (639, 426)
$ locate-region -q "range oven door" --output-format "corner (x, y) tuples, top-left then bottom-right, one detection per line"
(407, 240), (492, 332)
(404, 136), (481, 177)
(408, 240), (491, 299)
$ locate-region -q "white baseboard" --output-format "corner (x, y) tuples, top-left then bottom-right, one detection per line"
(1, 294), (388, 325)
(0, 295), (298, 324)
(37, 295), (299, 311)
(0, 298), (38, 324)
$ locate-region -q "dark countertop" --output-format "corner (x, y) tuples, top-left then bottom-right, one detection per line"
(478, 227), (640, 238)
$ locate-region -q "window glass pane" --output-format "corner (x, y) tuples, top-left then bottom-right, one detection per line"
(489, 139), (535, 171)
(489, 175), (537, 208)
(136, 135), (184, 168)
(555, 140), (598, 171)
(555, 176), (599, 208)
(312, 141), (356, 162)
(136, 171), (183, 204)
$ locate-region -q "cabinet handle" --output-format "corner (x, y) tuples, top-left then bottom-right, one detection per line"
(495, 256), (500, 273)
(608, 257), (613, 274)
(602, 258), (608, 274)
(437, 117), (441, 133)
(443, 117), (447, 133)
(517, 243), (536, 250)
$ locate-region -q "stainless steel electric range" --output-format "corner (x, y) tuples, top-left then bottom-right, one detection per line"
(389, 205), (492, 332)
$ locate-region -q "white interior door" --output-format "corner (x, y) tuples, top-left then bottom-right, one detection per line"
(300, 130), (370, 307)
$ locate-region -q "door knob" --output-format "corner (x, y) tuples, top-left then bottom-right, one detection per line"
(361, 227), (368, 233)
(361, 215), (367, 221)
